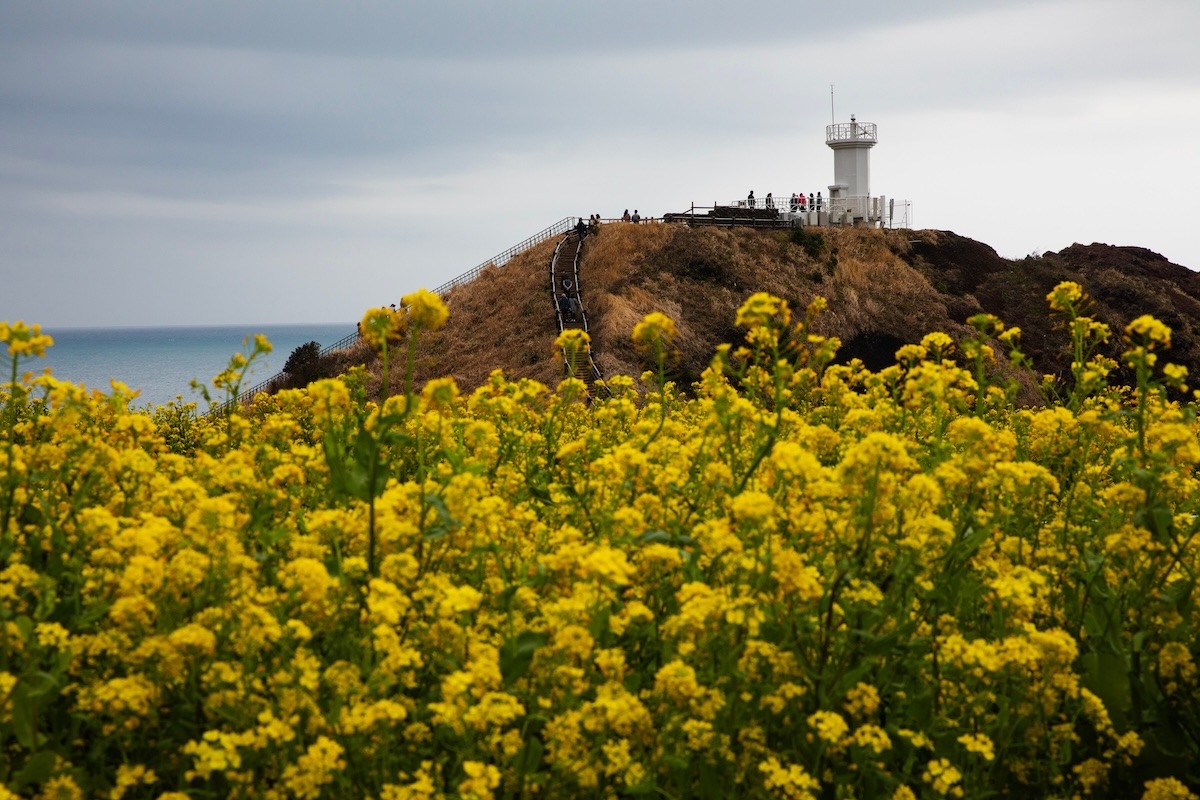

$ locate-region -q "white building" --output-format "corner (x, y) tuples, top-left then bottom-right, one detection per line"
(722, 114), (911, 228)
(791, 115), (910, 228)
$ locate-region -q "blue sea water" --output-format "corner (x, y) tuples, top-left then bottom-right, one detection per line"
(30, 324), (354, 409)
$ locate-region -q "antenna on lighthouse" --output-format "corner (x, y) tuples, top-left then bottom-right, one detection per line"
(830, 84), (835, 125)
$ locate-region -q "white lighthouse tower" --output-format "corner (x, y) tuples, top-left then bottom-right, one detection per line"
(826, 114), (885, 225)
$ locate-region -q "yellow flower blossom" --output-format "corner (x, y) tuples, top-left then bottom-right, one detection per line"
(360, 306), (405, 351)
(957, 732), (996, 761)
(736, 292), (791, 330)
(759, 756), (820, 799)
(922, 758), (963, 797)
(1142, 777), (1200, 800)
(1126, 314), (1172, 349)
(7, 289), (1200, 797)
(807, 710), (849, 745)
(402, 288), (450, 330)
(457, 760), (501, 800)
(0, 320), (54, 357)
(632, 311), (678, 351)
(1047, 280), (1084, 313)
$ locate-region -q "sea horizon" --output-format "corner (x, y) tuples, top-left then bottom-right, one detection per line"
(31, 322), (355, 410)
(37, 320), (352, 331)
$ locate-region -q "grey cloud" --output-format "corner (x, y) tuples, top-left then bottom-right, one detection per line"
(2, 1), (1048, 59)
(2, 0), (1197, 328)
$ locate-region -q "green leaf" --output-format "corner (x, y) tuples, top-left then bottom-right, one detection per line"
(422, 494), (460, 541)
(13, 750), (57, 790)
(639, 529), (672, 544)
(497, 584), (520, 613)
(500, 631), (549, 686)
(854, 629), (906, 658)
(353, 429), (383, 498)
(516, 736), (544, 776)
(1159, 580), (1193, 609)
(23, 670), (59, 699)
(1149, 506), (1174, 541)
(1080, 650), (1131, 725)
(11, 684), (39, 749)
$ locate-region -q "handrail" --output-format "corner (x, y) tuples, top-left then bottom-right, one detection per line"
(724, 195), (820, 211)
(825, 121), (877, 143)
(662, 202), (798, 229)
(549, 231), (609, 395)
(209, 218), (580, 417)
(209, 330), (366, 416)
(433, 217), (577, 299)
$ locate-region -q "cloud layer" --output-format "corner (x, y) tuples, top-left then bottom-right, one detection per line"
(2, 0), (1197, 326)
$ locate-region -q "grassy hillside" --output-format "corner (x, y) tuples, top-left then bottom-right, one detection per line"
(331, 223), (1200, 402)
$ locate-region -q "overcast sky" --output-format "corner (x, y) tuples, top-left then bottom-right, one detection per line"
(3, 0), (1198, 328)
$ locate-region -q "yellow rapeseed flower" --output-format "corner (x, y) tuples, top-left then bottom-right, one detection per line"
(735, 292), (791, 329)
(1126, 314), (1172, 349)
(1047, 280), (1084, 313)
(1142, 777), (1200, 800)
(632, 311), (678, 351)
(360, 306), (405, 351)
(957, 732), (996, 761)
(458, 760), (501, 800)
(922, 758), (963, 797)
(402, 288), (450, 331)
(758, 756), (820, 799)
(554, 327), (590, 352)
(806, 710), (849, 745)
(0, 320), (54, 357)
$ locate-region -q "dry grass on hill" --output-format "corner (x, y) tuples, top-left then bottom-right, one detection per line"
(816, 227), (965, 342)
(381, 223), (993, 395)
(401, 237), (565, 392)
(583, 223), (968, 387)
(298, 221), (1200, 407)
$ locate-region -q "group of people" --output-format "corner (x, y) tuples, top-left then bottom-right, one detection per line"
(747, 190), (780, 210)
(747, 190), (824, 213)
(556, 277), (583, 322)
(747, 190), (822, 213)
(790, 192), (823, 213)
(574, 215), (604, 241)
(621, 209), (644, 223)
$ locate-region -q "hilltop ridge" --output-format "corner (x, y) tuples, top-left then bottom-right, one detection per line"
(367, 224), (1200, 399)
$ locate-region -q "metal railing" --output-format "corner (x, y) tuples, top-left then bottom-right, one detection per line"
(663, 202), (799, 229)
(825, 121), (877, 144)
(550, 231), (608, 392)
(209, 329), (364, 417)
(728, 193), (819, 212)
(209, 217), (579, 416)
(433, 217), (577, 299)
(666, 196), (912, 229)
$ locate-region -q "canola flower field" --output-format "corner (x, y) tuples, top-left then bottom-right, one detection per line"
(2, 284), (1200, 799)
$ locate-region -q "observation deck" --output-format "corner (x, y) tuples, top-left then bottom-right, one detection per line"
(825, 121), (877, 146)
